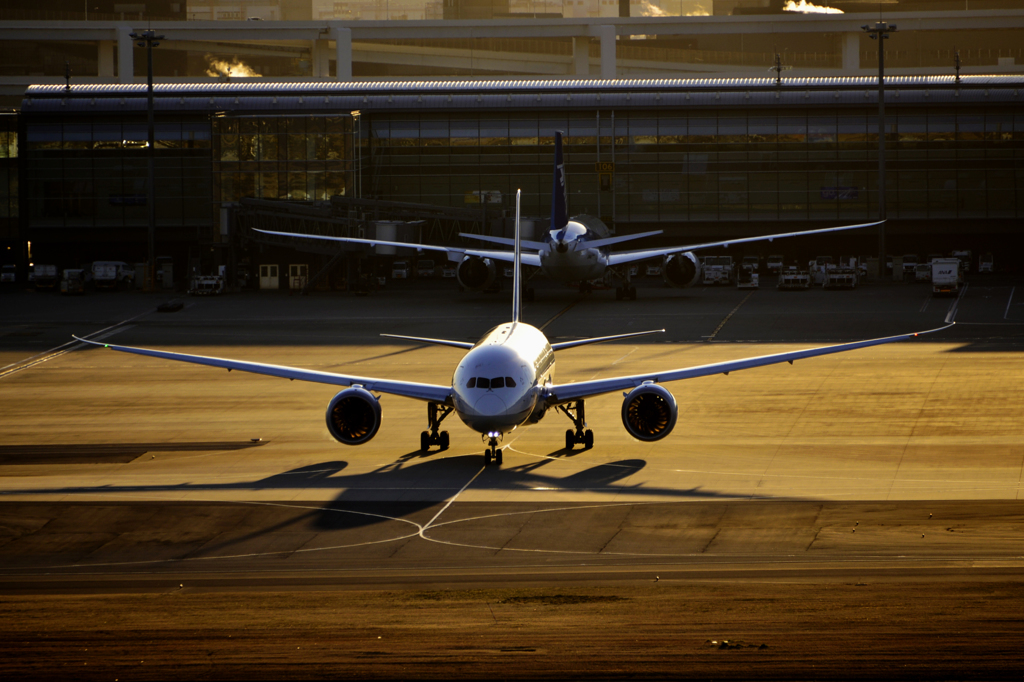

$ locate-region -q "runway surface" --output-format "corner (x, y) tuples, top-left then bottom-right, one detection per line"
(2, 277), (1023, 678)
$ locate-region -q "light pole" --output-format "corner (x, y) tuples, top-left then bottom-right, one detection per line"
(129, 30), (164, 291)
(862, 21), (896, 281)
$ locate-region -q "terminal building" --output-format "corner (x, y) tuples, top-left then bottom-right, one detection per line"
(8, 74), (1024, 286)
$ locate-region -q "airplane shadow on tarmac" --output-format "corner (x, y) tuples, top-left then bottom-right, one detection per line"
(6, 450), (734, 553)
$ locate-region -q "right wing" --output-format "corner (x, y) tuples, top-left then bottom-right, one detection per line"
(252, 229), (541, 267)
(607, 220), (883, 267)
(73, 336), (453, 404)
(547, 323), (952, 405)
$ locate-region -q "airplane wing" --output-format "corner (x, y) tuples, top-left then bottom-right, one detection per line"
(606, 220), (883, 267)
(457, 233), (547, 251)
(73, 336), (453, 404)
(459, 230), (664, 251)
(380, 333), (474, 350)
(252, 229), (541, 267)
(546, 323), (952, 404)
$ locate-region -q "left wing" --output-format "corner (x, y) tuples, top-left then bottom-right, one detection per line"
(252, 229), (541, 267)
(73, 336), (453, 404)
(607, 220), (883, 267)
(546, 323), (952, 404)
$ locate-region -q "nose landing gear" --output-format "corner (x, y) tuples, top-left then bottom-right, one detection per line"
(420, 402), (452, 452)
(484, 437), (503, 466)
(557, 400), (594, 450)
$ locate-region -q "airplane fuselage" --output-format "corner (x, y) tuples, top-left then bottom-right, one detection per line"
(451, 321), (554, 436)
(537, 220), (610, 282)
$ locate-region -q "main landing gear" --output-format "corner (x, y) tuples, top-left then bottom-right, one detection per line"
(557, 400), (594, 450)
(420, 402), (452, 452)
(484, 436), (503, 466)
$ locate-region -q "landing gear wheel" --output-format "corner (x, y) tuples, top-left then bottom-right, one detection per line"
(484, 449), (493, 465)
(565, 429), (575, 451)
(420, 431), (430, 451)
(439, 431), (450, 450)
(495, 448), (503, 466)
(583, 429), (594, 448)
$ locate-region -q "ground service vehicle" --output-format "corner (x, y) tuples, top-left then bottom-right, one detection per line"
(703, 256), (734, 285)
(391, 260), (410, 279)
(767, 255), (784, 273)
(931, 258), (961, 296)
(31, 264), (58, 289)
(417, 259), (436, 278)
(60, 269), (86, 294)
(741, 256), (759, 272)
(92, 261), (135, 290)
(978, 253), (993, 273)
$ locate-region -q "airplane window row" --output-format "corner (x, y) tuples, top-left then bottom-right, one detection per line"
(467, 376), (517, 389)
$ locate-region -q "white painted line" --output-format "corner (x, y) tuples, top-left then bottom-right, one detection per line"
(1004, 286), (1015, 320)
(944, 283), (969, 324)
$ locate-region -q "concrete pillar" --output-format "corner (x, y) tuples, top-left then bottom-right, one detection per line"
(573, 37), (589, 77)
(117, 26), (134, 83)
(842, 32), (860, 73)
(597, 25), (616, 79)
(312, 39), (330, 79)
(331, 25), (352, 81)
(98, 40), (115, 79)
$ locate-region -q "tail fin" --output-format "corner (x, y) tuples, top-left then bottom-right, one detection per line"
(551, 131), (568, 237)
(512, 189), (522, 324)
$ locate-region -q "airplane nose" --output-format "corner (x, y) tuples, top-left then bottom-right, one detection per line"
(475, 393), (507, 416)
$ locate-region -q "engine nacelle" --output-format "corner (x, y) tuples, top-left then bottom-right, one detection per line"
(325, 387), (382, 445)
(621, 383), (678, 442)
(662, 251), (702, 289)
(456, 256), (497, 291)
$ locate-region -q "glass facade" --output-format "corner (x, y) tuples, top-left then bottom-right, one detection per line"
(23, 116), (211, 229)
(0, 113), (18, 242)
(211, 114), (356, 204)
(369, 107), (1023, 227)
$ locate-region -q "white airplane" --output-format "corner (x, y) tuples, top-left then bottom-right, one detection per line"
(255, 131), (884, 300)
(76, 190), (951, 465)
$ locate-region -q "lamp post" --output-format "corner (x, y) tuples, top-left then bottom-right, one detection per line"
(862, 21), (896, 281)
(129, 29), (164, 291)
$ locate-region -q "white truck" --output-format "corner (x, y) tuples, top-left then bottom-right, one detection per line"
(31, 264), (59, 290)
(978, 252), (993, 273)
(702, 256), (734, 285)
(391, 260), (410, 279)
(931, 258), (962, 296)
(91, 261), (135, 290)
(766, 254), (784, 274)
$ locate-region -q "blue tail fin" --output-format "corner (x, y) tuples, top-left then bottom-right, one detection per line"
(550, 131), (568, 237)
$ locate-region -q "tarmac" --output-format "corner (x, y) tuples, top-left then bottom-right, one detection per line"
(1, 274), (1023, 589)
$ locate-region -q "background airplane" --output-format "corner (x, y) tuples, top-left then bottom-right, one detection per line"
(76, 190), (951, 466)
(256, 132), (883, 301)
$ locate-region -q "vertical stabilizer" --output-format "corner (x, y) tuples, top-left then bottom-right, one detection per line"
(551, 131), (568, 237)
(512, 189), (522, 324)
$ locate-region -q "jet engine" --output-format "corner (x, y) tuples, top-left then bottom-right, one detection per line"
(325, 387), (381, 445)
(662, 251), (702, 289)
(456, 256), (497, 291)
(621, 383), (678, 442)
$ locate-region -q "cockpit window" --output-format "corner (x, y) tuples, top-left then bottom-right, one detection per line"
(468, 376), (517, 389)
